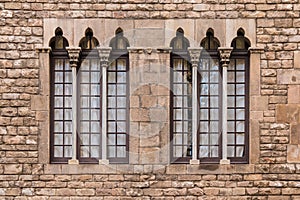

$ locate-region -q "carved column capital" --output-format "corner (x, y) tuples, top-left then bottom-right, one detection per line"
(188, 47), (202, 67)
(66, 47), (81, 68)
(97, 47), (112, 67)
(218, 47), (233, 67)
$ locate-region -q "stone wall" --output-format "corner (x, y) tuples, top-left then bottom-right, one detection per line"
(1, 0), (300, 199)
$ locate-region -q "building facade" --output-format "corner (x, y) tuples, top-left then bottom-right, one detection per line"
(1, 0), (300, 199)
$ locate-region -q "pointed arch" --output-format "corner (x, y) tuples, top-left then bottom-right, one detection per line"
(170, 27), (190, 51)
(49, 27), (69, 50)
(79, 28), (100, 50)
(231, 28), (251, 50)
(200, 28), (220, 50)
(109, 27), (130, 51)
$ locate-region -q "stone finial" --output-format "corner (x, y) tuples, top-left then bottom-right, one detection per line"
(218, 47), (233, 67)
(97, 47), (112, 67)
(188, 47), (202, 67)
(66, 47), (81, 68)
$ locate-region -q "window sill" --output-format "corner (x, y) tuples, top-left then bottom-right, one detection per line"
(44, 163), (255, 175)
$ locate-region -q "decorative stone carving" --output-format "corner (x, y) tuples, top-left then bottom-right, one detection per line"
(249, 47), (264, 54)
(188, 47), (202, 67)
(218, 47), (233, 66)
(97, 47), (112, 67)
(36, 47), (51, 54)
(66, 47), (81, 67)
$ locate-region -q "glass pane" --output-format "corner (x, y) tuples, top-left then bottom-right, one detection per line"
(117, 147), (126, 158)
(210, 146), (218, 157)
(108, 85), (116, 95)
(81, 60), (89, 70)
(90, 146), (100, 158)
(211, 59), (219, 70)
(109, 61), (116, 70)
(54, 146), (63, 157)
(236, 72), (245, 83)
(117, 72), (126, 83)
(54, 122), (63, 132)
(81, 109), (89, 120)
(210, 109), (219, 120)
(91, 134), (100, 145)
(210, 121), (219, 132)
(117, 134), (126, 145)
(201, 72), (208, 82)
(174, 84), (182, 95)
(81, 146), (89, 157)
(81, 134), (89, 145)
(65, 109), (72, 120)
(210, 134), (219, 145)
(65, 146), (72, 157)
(236, 59), (245, 70)
(175, 97), (182, 107)
(199, 146), (208, 157)
(210, 72), (219, 83)
(200, 122), (208, 132)
(91, 122), (100, 133)
(54, 109), (63, 120)
(227, 134), (235, 145)
(236, 147), (244, 157)
(236, 134), (245, 144)
(228, 84), (235, 95)
(81, 122), (89, 132)
(108, 97), (116, 107)
(91, 72), (100, 83)
(91, 85), (100, 95)
(200, 97), (208, 107)
(117, 122), (125, 132)
(108, 134), (116, 145)
(55, 60), (64, 70)
(108, 109), (116, 120)
(228, 72), (235, 82)
(65, 97), (72, 107)
(200, 59), (209, 70)
(81, 72), (90, 83)
(236, 97), (245, 107)
(91, 109), (100, 120)
(227, 109), (235, 120)
(210, 84), (218, 95)
(228, 121), (235, 132)
(117, 59), (126, 70)
(174, 121), (182, 132)
(117, 109), (126, 121)
(200, 134), (209, 145)
(174, 146), (183, 157)
(108, 72), (116, 83)
(210, 96), (219, 107)
(236, 121), (245, 132)
(228, 97), (235, 107)
(173, 72), (182, 82)
(55, 72), (63, 83)
(108, 122), (116, 132)
(81, 84), (89, 95)
(91, 97), (100, 108)
(81, 97), (89, 108)
(65, 122), (72, 132)
(200, 109), (208, 120)
(236, 84), (245, 95)
(108, 146), (116, 157)
(236, 109), (245, 120)
(91, 59), (100, 70)
(54, 134), (63, 145)
(117, 97), (126, 108)
(54, 84), (63, 95)
(64, 134), (72, 145)
(200, 84), (208, 95)
(117, 85), (126, 95)
(174, 134), (182, 144)
(227, 146), (235, 157)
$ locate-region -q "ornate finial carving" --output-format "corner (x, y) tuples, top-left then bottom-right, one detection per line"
(97, 47), (112, 67)
(188, 47), (202, 67)
(218, 47), (233, 67)
(66, 47), (81, 68)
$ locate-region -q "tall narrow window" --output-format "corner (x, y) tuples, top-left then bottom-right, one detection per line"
(50, 28), (71, 163)
(228, 28), (250, 163)
(170, 28), (192, 163)
(199, 29), (222, 163)
(108, 28), (130, 163)
(78, 28), (101, 163)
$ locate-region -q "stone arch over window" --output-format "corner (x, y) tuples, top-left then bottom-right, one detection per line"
(79, 28), (100, 50)
(170, 28), (190, 52)
(231, 28), (251, 50)
(49, 27), (69, 50)
(109, 27), (130, 51)
(200, 28), (220, 51)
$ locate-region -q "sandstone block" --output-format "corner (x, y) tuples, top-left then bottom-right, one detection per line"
(4, 164), (22, 174)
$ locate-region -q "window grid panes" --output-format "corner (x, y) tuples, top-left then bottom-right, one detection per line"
(227, 58), (247, 159)
(171, 58), (192, 162)
(52, 59), (73, 161)
(78, 58), (102, 162)
(107, 58), (128, 162)
(198, 58), (221, 160)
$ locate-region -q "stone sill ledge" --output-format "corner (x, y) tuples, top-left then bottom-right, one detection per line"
(44, 164), (256, 175)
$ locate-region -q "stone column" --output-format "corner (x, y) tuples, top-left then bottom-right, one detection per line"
(188, 47), (202, 165)
(97, 47), (112, 165)
(35, 47), (51, 164)
(218, 47), (233, 165)
(66, 47), (81, 165)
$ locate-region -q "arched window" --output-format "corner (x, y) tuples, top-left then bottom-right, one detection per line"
(78, 28), (101, 163)
(228, 28), (250, 163)
(49, 27), (72, 163)
(170, 28), (192, 163)
(199, 29), (222, 163)
(108, 28), (129, 163)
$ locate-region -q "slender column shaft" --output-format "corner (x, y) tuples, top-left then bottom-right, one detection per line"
(218, 47), (233, 165)
(188, 47), (202, 165)
(66, 47), (81, 164)
(97, 47), (112, 165)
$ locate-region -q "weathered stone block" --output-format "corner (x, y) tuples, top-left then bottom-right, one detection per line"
(4, 164), (22, 174)
(276, 104), (300, 123)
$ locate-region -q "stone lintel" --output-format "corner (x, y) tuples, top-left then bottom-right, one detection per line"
(248, 47), (264, 54)
(128, 47), (172, 54)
